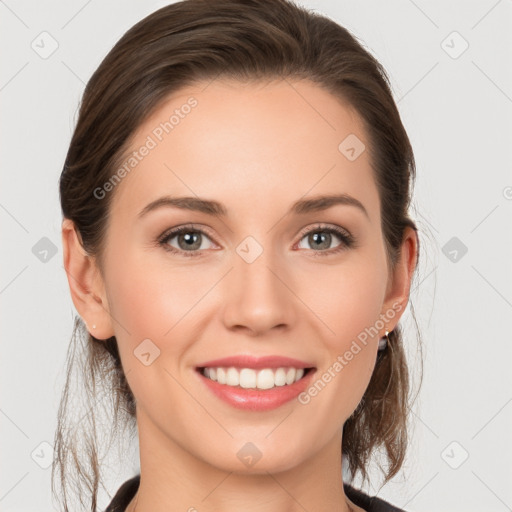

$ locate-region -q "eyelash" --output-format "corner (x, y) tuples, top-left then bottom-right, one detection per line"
(157, 223), (356, 258)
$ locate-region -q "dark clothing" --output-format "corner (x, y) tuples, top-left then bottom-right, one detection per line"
(105, 474), (406, 511)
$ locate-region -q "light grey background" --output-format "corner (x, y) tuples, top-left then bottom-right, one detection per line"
(1, 1), (511, 511)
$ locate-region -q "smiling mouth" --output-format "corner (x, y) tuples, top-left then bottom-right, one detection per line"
(196, 366), (315, 390)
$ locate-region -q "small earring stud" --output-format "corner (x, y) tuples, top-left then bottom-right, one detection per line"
(378, 330), (389, 351)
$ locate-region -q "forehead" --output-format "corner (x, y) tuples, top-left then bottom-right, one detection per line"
(108, 78), (379, 223)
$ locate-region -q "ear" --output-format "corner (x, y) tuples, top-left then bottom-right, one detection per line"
(61, 218), (115, 340)
(380, 226), (419, 333)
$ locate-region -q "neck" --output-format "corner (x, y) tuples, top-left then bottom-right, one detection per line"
(126, 408), (359, 512)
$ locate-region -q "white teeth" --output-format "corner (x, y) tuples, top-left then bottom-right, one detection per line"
(257, 368), (275, 389)
(216, 367), (226, 384)
(226, 367), (239, 386)
(202, 366), (306, 389)
(239, 368), (256, 389)
(274, 368), (287, 386)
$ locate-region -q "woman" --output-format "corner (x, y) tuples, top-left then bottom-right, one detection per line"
(54, 1), (421, 511)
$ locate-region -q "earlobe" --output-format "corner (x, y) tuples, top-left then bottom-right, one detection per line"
(61, 218), (115, 340)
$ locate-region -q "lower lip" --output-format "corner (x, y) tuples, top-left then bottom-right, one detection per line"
(196, 368), (317, 411)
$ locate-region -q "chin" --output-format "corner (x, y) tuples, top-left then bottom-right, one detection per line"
(209, 447), (305, 476)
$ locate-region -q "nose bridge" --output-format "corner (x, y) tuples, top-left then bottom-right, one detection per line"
(222, 235), (294, 333)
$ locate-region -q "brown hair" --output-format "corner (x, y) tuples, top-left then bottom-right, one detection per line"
(54, 0), (422, 509)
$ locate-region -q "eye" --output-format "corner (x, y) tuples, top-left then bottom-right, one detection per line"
(157, 223), (355, 258)
(295, 224), (355, 256)
(158, 224), (217, 257)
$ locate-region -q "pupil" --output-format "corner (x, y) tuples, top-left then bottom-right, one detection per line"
(180, 232), (200, 250)
(311, 232), (330, 249)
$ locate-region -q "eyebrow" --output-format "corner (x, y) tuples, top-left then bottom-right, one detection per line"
(137, 193), (369, 220)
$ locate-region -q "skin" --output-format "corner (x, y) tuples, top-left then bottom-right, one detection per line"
(62, 78), (418, 512)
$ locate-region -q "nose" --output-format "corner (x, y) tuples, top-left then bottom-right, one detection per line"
(221, 245), (296, 336)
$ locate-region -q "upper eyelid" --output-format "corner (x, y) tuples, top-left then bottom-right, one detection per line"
(296, 223), (351, 238)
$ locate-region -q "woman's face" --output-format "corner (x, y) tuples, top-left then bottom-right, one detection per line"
(97, 78), (409, 474)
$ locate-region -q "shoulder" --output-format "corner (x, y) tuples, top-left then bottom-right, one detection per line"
(344, 483), (407, 512)
(104, 474), (140, 512)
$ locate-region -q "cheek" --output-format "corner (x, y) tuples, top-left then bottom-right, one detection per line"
(296, 252), (388, 346)
(103, 253), (207, 407)
(295, 250), (387, 408)
(105, 249), (210, 343)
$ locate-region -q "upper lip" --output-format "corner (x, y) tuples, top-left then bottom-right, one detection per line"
(196, 355), (315, 370)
